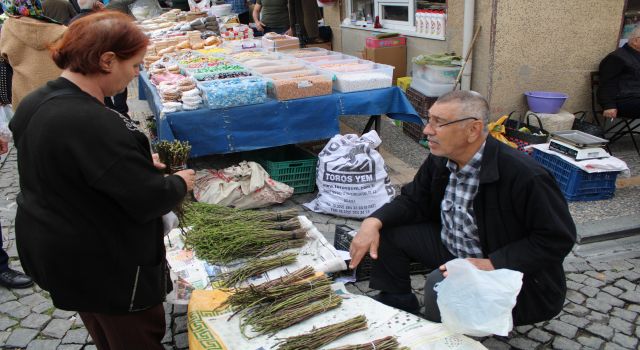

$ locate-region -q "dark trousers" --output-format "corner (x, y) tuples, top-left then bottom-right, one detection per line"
(79, 303), (166, 350)
(262, 26), (289, 35)
(370, 222), (454, 294)
(0, 226), (8, 272)
(104, 88), (129, 118)
(616, 98), (640, 118)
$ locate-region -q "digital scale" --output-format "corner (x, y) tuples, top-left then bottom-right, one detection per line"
(548, 130), (610, 161)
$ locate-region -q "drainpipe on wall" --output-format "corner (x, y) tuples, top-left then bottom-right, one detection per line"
(461, 0), (475, 91)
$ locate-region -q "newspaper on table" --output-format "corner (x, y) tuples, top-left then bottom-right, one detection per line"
(201, 283), (487, 350)
(164, 215), (347, 304)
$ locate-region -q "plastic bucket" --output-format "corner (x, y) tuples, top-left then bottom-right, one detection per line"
(525, 91), (568, 114)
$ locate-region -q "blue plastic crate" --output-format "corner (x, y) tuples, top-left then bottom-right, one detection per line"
(532, 149), (618, 201)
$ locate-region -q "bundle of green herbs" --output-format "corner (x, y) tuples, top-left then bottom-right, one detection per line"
(274, 315), (368, 350)
(221, 253), (298, 288)
(155, 140), (191, 174)
(327, 336), (408, 350)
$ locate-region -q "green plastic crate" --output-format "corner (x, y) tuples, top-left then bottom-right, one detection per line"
(255, 145), (318, 194)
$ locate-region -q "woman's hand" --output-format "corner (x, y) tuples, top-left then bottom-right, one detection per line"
(285, 27), (293, 36)
(175, 169), (195, 191)
(603, 108), (617, 118)
(255, 20), (266, 32)
(152, 153), (166, 171)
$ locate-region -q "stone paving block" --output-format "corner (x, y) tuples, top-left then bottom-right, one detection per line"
(84, 345), (97, 350)
(526, 328), (552, 343)
(589, 261), (611, 271)
(0, 300), (21, 314)
(31, 300), (55, 314)
(173, 315), (187, 334)
(564, 302), (590, 317)
(566, 273), (588, 283)
(613, 332), (638, 349)
(603, 342), (628, 350)
(624, 269), (640, 282)
(610, 259), (634, 271)
(614, 279), (637, 291)
(619, 290), (640, 303)
(57, 345), (83, 350)
(587, 311), (609, 324)
(0, 330), (9, 344)
(163, 303), (173, 314)
(552, 336), (581, 350)
(481, 338), (510, 350)
(0, 315), (17, 331)
(565, 280), (583, 291)
(611, 307), (637, 323)
(514, 325), (532, 334)
(12, 286), (34, 297)
(577, 335), (605, 349)
(585, 270), (608, 281)
(20, 313), (51, 329)
(565, 290), (585, 305)
(559, 313), (589, 328)
(72, 316), (84, 328)
(5, 328), (39, 348)
(627, 304), (640, 313)
(586, 297), (613, 313)
(580, 285), (599, 297)
(603, 285), (624, 296)
(603, 270), (625, 280)
(7, 305), (32, 319)
(42, 318), (74, 338)
(61, 328), (88, 344)
(174, 332), (188, 349)
(565, 261), (591, 273)
(0, 288), (17, 303)
(596, 291), (625, 307)
(586, 323), (614, 340)
(52, 309), (76, 319)
(543, 319), (578, 338)
(26, 339), (62, 350)
(161, 329), (172, 344)
(173, 304), (187, 316)
(583, 277), (606, 288)
(18, 293), (48, 307)
(609, 316), (634, 335)
(507, 336), (540, 349)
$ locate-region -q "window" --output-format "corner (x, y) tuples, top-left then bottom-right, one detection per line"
(346, 0), (446, 33)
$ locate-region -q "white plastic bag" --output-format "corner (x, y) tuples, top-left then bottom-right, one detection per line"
(129, 0), (163, 20)
(435, 258), (523, 337)
(193, 161), (293, 209)
(303, 131), (395, 218)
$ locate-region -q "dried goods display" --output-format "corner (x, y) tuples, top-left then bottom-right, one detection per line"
(271, 75), (333, 101)
(327, 336), (407, 350)
(274, 315), (367, 350)
(280, 48), (329, 58)
(199, 77), (266, 108)
(320, 62), (374, 72)
(334, 72), (393, 93)
(254, 64), (307, 75)
(221, 253), (298, 287)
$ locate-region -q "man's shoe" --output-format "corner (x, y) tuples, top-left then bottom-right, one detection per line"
(0, 269), (34, 289)
(371, 292), (420, 314)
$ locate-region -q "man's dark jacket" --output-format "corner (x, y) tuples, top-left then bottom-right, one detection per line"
(370, 136), (577, 326)
(598, 43), (640, 109)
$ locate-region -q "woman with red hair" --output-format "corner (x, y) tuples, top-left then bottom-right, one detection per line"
(9, 11), (195, 350)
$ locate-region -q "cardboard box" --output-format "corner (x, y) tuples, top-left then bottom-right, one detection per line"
(365, 36), (407, 48)
(364, 45), (407, 86)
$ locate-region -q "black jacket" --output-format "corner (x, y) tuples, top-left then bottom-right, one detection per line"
(10, 78), (187, 313)
(598, 43), (640, 110)
(370, 136), (576, 325)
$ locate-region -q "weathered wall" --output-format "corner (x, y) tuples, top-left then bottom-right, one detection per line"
(489, 0), (625, 116)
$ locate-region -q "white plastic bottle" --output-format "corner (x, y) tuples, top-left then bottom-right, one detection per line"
(434, 10), (446, 39)
(427, 10), (435, 37)
(416, 10), (423, 34)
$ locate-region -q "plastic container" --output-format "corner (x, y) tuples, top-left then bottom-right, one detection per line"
(410, 77), (453, 97)
(262, 69), (319, 80)
(532, 149), (618, 201)
(318, 59), (376, 73)
(279, 47), (329, 58)
(208, 4), (232, 17)
(326, 63), (394, 92)
(525, 91), (568, 114)
(253, 64), (307, 74)
(302, 53), (356, 63)
(412, 62), (460, 84)
(198, 77), (267, 109)
(252, 145), (318, 194)
(261, 34), (300, 52)
(526, 110), (575, 133)
(269, 75), (333, 100)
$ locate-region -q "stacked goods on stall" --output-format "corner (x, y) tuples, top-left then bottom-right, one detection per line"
(198, 77), (267, 109)
(261, 32), (300, 52)
(319, 60), (394, 92)
(410, 53), (461, 97)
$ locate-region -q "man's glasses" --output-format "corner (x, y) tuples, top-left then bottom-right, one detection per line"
(424, 116), (479, 129)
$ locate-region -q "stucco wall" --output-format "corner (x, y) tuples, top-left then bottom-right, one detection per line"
(489, 0), (625, 116)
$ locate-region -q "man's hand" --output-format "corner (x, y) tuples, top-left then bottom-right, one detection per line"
(0, 140), (8, 155)
(348, 217), (382, 269)
(152, 153), (166, 171)
(255, 20), (265, 32)
(175, 169), (195, 191)
(439, 258), (495, 277)
(285, 27), (293, 36)
(603, 108), (617, 118)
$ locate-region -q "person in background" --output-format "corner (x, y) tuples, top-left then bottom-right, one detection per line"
(42, 0), (76, 24)
(187, 0), (210, 12)
(104, 0), (134, 117)
(598, 25), (640, 119)
(349, 90), (576, 326)
(9, 11), (195, 349)
(288, 0), (319, 42)
(253, 0), (290, 34)
(68, 0), (103, 24)
(104, 0), (133, 16)
(0, 0), (66, 110)
(225, 0), (250, 24)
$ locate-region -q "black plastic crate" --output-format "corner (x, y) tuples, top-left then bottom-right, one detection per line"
(333, 224), (430, 281)
(406, 87), (438, 119)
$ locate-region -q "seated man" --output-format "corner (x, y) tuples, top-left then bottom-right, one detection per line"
(349, 90), (576, 326)
(599, 26), (640, 119)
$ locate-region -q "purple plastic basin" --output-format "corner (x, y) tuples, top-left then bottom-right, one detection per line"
(525, 91), (568, 114)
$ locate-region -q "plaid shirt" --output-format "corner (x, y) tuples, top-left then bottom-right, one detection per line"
(440, 142), (486, 258)
(225, 0), (249, 14)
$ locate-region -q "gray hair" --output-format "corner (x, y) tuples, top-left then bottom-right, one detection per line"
(78, 0), (97, 10)
(631, 26), (640, 40)
(435, 90), (490, 133)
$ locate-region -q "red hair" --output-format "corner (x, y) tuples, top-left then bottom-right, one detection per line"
(50, 11), (149, 74)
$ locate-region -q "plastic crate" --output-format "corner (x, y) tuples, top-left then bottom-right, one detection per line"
(405, 87), (437, 119)
(253, 145), (317, 194)
(402, 121), (425, 143)
(532, 149), (618, 201)
(334, 225), (430, 281)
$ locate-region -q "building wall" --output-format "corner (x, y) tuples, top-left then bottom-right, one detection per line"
(489, 0), (625, 116)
